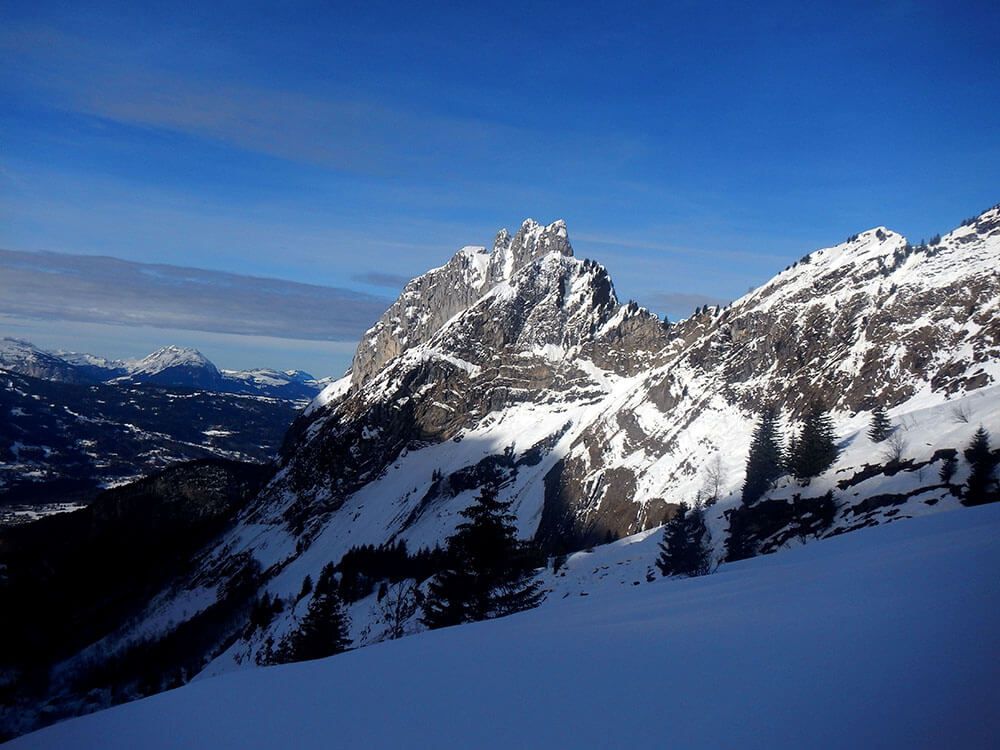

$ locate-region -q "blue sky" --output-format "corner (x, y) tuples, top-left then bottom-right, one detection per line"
(1, 1), (998, 373)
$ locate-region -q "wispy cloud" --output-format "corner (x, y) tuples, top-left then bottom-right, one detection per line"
(0, 248), (391, 341)
(1, 23), (642, 181)
(352, 271), (413, 289)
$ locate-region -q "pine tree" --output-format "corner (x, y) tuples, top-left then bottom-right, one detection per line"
(284, 563), (351, 661)
(724, 504), (758, 562)
(788, 401), (839, 481)
(964, 427), (998, 506)
(939, 453), (957, 484)
(656, 502), (711, 577)
(742, 407), (784, 504)
(868, 405), (892, 443)
(422, 483), (543, 629)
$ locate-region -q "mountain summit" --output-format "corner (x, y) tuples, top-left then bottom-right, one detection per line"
(350, 219), (575, 384)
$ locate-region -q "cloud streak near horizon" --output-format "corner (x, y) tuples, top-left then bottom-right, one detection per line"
(0, 248), (392, 342)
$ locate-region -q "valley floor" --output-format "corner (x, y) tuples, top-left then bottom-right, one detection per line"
(11, 502), (1000, 749)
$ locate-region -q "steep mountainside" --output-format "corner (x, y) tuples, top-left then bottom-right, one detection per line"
(258, 207), (998, 552)
(3, 205), (998, 739)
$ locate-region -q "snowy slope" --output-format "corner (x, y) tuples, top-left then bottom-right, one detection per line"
(13, 502), (1000, 750)
(91, 206), (1000, 676)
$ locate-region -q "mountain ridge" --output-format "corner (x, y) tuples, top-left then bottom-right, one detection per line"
(2, 203), (998, 738)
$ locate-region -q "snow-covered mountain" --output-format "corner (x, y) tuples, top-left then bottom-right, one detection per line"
(0, 342), (331, 521)
(237, 208), (998, 554)
(3, 205), (999, 738)
(0, 338), (105, 384)
(0, 340), (331, 400)
(122, 345), (224, 389)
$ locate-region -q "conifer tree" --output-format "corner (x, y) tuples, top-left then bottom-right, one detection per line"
(656, 502), (711, 578)
(422, 482), (543, 629)
(742, 407), (784, 504)
(964, 426), (998, 505)
(284, 562), (351, 661)
(868, 405), (892, 443)
(724, 504), (758, 562)
(939, 453), (957, 484)
(788, 401), (839, 481)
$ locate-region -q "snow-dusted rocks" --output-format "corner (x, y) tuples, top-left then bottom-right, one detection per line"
(277, 205), (999, 562)
(124, 345), (224, 389)
(349, 219), (575, 385)
(0, 338), (105, 383)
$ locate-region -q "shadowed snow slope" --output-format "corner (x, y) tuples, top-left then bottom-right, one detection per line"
(13, 502), (1000, 750)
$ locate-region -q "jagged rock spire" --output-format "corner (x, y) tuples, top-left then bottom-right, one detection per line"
(350, 219), (575, 384)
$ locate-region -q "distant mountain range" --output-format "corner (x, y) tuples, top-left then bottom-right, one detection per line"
(0, 340), (332, 520)
(0, 339), (332, 400)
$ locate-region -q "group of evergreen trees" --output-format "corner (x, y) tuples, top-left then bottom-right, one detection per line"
(656, 502), (711, 578)
(421, 483), (544, 629)
(741, 401), (841, 504)
(258, 482), (546, 663)
(263, 563), (352, 665)
(337, 541), (447, 603)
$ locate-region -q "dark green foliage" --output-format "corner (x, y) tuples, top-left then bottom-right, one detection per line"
(296, 574), (313, 602)
(788, 402), (840, 481)
(280, 563), (351, 662)
(656, 502), (711, 578)
(964, 427), (998, 506)
(422, 483), (544, 629)
(726, 491), (837, 563)
(336, 541), (448, 603)
(867, 405), (892, 443)
(742, 408), (785, 504)
(247, 591), (284, 634)
(939, 453), (957, 484)
(0, 460), (268, 678)
(724, 504), (758, 562)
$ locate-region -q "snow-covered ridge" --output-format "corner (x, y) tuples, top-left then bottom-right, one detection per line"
(125, 345), (218, 377)
(0, 339), (331, 400)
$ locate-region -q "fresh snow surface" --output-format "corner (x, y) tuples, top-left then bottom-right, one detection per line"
(14, 504), (1000, 749)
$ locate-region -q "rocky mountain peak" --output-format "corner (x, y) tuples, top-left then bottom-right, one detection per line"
(129, 345), (217, 377)
(486, 219), (573, 285)
(349, 218), (577, 385)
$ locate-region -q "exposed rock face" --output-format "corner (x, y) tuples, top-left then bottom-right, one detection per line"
(349, 219), (574, 385)
(267, 206), (999, 554)
(0, 338), (95, 384)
